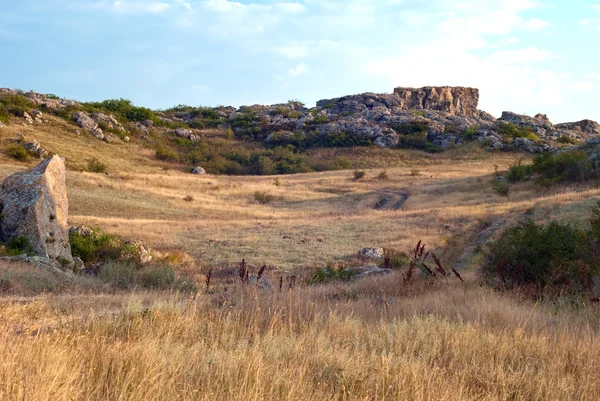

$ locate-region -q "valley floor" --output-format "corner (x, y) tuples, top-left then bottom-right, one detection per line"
(2, 117), (600, 400)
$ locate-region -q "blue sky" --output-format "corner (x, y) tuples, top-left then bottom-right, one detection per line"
(0, 0), (599, 122)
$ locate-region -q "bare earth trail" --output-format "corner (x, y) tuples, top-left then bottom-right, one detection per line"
(374, 188), (411, 210)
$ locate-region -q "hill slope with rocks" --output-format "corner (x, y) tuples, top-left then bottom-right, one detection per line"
(1, 86), (599, 175)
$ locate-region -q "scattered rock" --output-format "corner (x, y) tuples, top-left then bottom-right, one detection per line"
(69, 226), (93, 237)
(123, 136), (130, 142)
(249, 273), (273, 290)
(359, 247), (385, 260)
(345, 264), (393, 279)
(191, 166), (207, 175)
(0, 156), (73, 264)
(124, 240), (152, 264)
(90, 127), (104, 140)
(73, 111), (98, 131)
(16, 132), (26, 141)
(75, 129), (81, 136)
(31, 110), (43, 118)
(23, 141), (49, 159)
(73, 257), (85, 271)
(23, 112), (34, 124)
(175, 128), (198, 141)
(0, 122), (5, 129)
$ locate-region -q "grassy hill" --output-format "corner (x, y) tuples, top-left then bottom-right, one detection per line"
(1, 104), (600, 400)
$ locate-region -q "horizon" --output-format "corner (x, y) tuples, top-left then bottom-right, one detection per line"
(1, 1), (599, 124)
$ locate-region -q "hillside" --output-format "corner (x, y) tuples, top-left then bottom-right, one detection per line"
(2, 87), (600, 400)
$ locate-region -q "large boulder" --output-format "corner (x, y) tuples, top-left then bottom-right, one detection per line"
(73, 111), (98, 131)
(0, 156), (73, 263)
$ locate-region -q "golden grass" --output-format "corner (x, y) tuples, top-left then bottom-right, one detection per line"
(1, 275), (600, 400)
(3, 117), (600, 399)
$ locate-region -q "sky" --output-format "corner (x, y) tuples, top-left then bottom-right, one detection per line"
(0, 0), (599, 123)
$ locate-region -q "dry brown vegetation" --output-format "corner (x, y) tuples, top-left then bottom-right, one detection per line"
(1, 116), (600, 400)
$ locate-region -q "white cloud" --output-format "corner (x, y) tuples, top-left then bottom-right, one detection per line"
(274, 2), (305, 14)
(569, 81), (595, 91)
(112, 1), (171, 14)
(279, 43), (310, 59)
(288, 62), (309, 77)
(523, 17), (550, 30)
(581, 19), (600, 28)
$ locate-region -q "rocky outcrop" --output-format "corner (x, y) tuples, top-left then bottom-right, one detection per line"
(22, 140), (49, 159)
(0, 156), (73, 264)
(74, 111), (98, 131)
(393, 87), (479, 116)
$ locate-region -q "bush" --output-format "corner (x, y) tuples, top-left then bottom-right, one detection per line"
(310, 265), (355, 284)
(557, 135), (578, 145)
(490, 179), (510, 197)
(502, 150), (593, 186)
(155, 147), (180, 162)
(377, 170), (389, 180)
(382, 249), (408, 269)
(4, 237), (35, 256)
(462, 127), (479, 141)
(254, 191), (275, 204)
(496, 123), (539, 141)
(533, 150), (591, 183)
(481, 219), (599, 292)
(506, 160), (534, 182)
(353, 170), (366, 180)
(6, 144), (32, 161)
(87, 157), (108, 173)
(70, 227), (126, 264)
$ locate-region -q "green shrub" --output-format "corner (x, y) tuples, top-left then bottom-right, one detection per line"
(70, 227), (125, 264)
(86, 98), (157, 122)
(155, 147), (180, 162)
(382, 249), (408, 269)
(254, 191), (275, 204)
(490, 179), (510, 197)
(557, 135), (578, 145)
(310, 265), (355, 284)
(501, 150), (593, 186)
(496, 123), (539, 141)
(377, 170), (389, 180)
(462, 127), (479, 141)
(6, 144), (32, 161)
(506, 160), (534, 182)
(4, 237), (35, 256)
(533, 150), (591, 183)
(481, 219), (599, 292)
(353, 170), (366, 180)
(87, 157), (108, 173)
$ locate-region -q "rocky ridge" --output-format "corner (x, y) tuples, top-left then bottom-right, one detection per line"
(1, 86), (599, 154)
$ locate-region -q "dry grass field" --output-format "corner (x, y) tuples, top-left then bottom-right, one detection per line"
(1, 116), (600, 400)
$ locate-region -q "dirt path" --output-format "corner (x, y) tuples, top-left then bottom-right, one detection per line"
(453, 219), (506, 271)
(375, 189), (410, 211)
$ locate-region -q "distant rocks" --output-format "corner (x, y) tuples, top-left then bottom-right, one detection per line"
(23, 140), (49, 159)
(73, 111), (125, 143)
(346, 264), (393, 280)
(74, 111), (98, 131)
(191, 166), (207, 175)
(359, 247), (385, 260)
(175, 128), (199, 141)
(0, 155), (73, 265)
(23, 112), (34, 125)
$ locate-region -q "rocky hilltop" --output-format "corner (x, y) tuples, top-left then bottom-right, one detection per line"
(1, 86), (599, 154)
